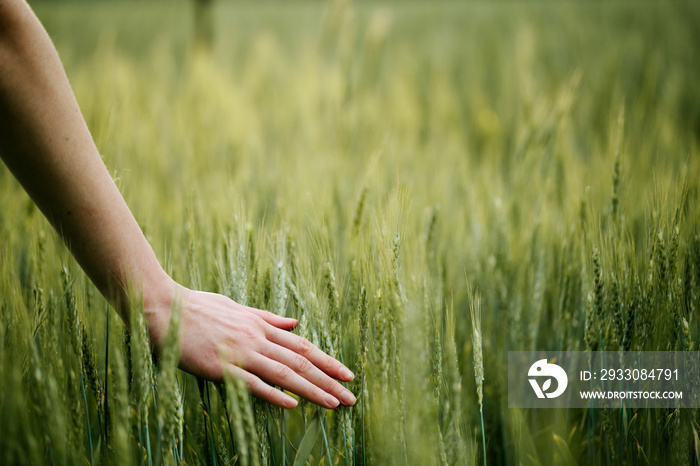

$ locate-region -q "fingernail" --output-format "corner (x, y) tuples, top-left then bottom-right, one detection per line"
(340, 367), (354, 381)
(340, 390), (356, 406)
(284, 396), (298, 409)
(325, 394), (340, 408)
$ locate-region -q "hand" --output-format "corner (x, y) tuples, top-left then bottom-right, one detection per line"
(147, 283), (357, 410)
(0, 1), (355, 411)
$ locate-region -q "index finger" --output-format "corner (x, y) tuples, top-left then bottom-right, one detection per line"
(266, 327), (354, 382)
(245, 306), (298, 330)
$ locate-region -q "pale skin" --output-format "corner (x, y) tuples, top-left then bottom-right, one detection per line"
(0, 0), (356, 410)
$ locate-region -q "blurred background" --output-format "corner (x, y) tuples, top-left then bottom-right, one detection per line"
(1, 0), (700, 464)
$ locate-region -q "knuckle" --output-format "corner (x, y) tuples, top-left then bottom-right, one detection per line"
(242, 325), (259, 341)
(244, 374), (259, 392)
(312, 386), (330, 404)
(247, 375), (276, 402)
(274, 364), (292, 382)
(265, 384), (279, 401)
(324, 377), (341, 394)
(322, 356), (338, 374)
(297, 337), (314, 357)
(294, 354), (312, 373)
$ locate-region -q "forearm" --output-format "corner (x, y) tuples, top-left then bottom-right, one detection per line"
(0, 1), (357, 409)
(0, 0), (173, 320)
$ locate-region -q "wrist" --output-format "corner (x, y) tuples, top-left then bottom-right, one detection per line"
(141, 269), (180, 347)
(111, 262), (177, 342)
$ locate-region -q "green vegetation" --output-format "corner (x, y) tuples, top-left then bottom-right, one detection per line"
(1, 0), (700, 464)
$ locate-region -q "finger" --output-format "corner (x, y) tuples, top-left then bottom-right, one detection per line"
(225, 364), (298, 409)
(245, 307), (298, 330)
(266, 327), (354, 382)
(246, 354), (341, 409)
(261, 341), (356, 406)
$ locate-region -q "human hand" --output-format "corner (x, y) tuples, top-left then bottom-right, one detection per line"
(146, 283), (357, 410)
(0, 0), (355, 412)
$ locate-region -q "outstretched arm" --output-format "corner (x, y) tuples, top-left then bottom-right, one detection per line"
(0, 0), (355, 409)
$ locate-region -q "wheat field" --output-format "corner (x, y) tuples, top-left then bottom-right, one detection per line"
(1, 0), (700, 464)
